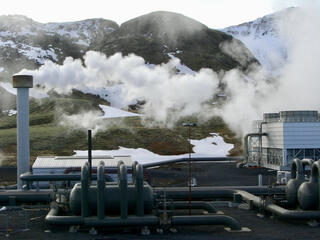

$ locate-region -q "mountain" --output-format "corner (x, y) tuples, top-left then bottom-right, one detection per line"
(95, 11), (257, 71)
(222, 8), (296, 72)
(0, 15), (118, 80)
(0, 11), (257, 83)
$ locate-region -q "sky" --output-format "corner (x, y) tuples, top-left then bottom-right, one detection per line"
(0, 0), (303, 28)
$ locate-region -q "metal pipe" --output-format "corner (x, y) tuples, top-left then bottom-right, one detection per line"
(237, 189), (320, 219)
(119, 163), (128, 219)
(0, 190), (52, 203)
(135, 164), (144, 216)
(46, 202), (83, 225)
(243, 133), (267, 166)
(20, 172), (113, 182)
(302, 158), (314, 172)
(88, 130), (92, 181)
(132, 161), (138, 182)
(171, 215), (241, 230)
(81, 162), (89, 218)
(154, 186), (285, 200)
(291, 158), (304, 180)
(97, 161), (105, 220)
(159, 201), (217, 213)
(12, 75), (33, 189)
(142, 157), (243, 168)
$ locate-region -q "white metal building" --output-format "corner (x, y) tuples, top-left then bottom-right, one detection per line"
(32, 155), (133, 182)
(249, 111), (320, 170)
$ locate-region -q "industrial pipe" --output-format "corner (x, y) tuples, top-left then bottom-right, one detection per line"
(81, 162), (89, 217)
(119, 163), (128, 219)
(132, 161), (138, 182)
(13, 75), (33, 189)
(0, 190), (52, 203)
(302, 158), (314, 171)
(97, 161), (105, 220)
(237, 189), (320, 219)
(243, 133), (267, 166)
(154, 186), (285, 200)
(20, 172), (114, 183)
(159, 201), (217, 213)
(135, 164), (144, 216)
(142, 157), (243, 168)
(171, 215), (241, 230)
(286, 158), (305, 207)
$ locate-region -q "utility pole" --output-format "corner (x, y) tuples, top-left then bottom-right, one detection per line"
(182, 122), (196, 215)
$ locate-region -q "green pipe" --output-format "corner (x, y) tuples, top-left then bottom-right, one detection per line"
(84, 216), (159, 227)
(237, 190), (320, 219)
(135, 164), (144, 216)
(46, 201), (83, 225)
(97, 161), (105, 220)
(119, 163), (128, 219)
(160, 201), (217, 213)
(132, 161), (138, 183)
(0, 190), (52, 203)
(81, 162), (89, 218)
(154, 186), (285, 200)
(171, 215), (241, 230)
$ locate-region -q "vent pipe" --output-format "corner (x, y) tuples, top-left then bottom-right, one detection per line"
(13, 75), (33, 189)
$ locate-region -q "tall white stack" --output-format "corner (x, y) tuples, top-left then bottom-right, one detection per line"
(12, 75), (33, 189)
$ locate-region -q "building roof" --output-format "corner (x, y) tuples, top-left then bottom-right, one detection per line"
(32, 155), (132, 169)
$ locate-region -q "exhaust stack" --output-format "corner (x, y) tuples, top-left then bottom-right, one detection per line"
(13, 75), (33, 189)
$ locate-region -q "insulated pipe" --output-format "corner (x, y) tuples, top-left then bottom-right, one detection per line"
(97, 161), (105, 220)
(159, 201), (217, 213)
(132, 161), (138, 182)
(243, 133), (267, 166)
(0, 190), (52, 203)
(135, 164), (144, 216)
(117, 160), (124, 181)
(81, 162), (89, 218)
(88, 130), (92, 181)
(154, 186), (285, 200)
(302, 158), (314, 172)
(46, 201), (159, 226)
(142, 157), (243, 168)
(12, 75), (33, 189)
(119, 163), (128, 219)
(286, 159), (306, 207)
(237, 189), (320, 219)
(171, 215), (241, 230)
(20, 172), (113, 182)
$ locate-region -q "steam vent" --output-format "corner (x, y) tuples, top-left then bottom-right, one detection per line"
(12, 75), (33, 189)
(247, 111), (320, 170)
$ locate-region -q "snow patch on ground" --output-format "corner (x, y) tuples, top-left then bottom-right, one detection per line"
(99, 104), (141, 119)
(74, 133), (233, 164)
(0, 81), (48, 98)
(167, 53), (196, 75)
(2, 109), (17, 116)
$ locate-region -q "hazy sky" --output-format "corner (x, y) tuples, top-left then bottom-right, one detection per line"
(0, 0), (305, 28)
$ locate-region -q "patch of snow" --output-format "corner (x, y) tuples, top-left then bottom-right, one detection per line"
(99, 105), (140, 119)
(2, 109), (17, 116)
(167, 53), (196, 75)
(0, 67), (4, 72)
(74, 133), (234, 164)
(0, 82), (16, 95)
(0, 81), (48, 98)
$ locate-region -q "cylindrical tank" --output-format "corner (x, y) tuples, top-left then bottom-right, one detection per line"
(286, 178), (305, 207)
(298, 182), (318, 210)
(69, 183), (154, 215)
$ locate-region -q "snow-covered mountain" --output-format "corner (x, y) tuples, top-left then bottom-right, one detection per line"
(222, 8), (297, 72)
(0, 15), (118, 78)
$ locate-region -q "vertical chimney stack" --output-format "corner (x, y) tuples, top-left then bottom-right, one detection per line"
(13, 75), (33, 189)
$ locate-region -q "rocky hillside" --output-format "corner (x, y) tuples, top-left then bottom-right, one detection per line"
(0, 11), (257, 83)
(0, 15), (118, 80)
(222, 8), (297, 72)
(95, 11), (257, 71)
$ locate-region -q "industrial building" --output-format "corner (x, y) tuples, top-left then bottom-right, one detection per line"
(247, 111), (320, 170)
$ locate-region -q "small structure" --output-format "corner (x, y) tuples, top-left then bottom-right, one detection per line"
(248, 111), (320, 170)
(32, 155), (133, 185)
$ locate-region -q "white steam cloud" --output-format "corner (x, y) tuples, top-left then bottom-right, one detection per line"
(19, 4), (320, 137)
